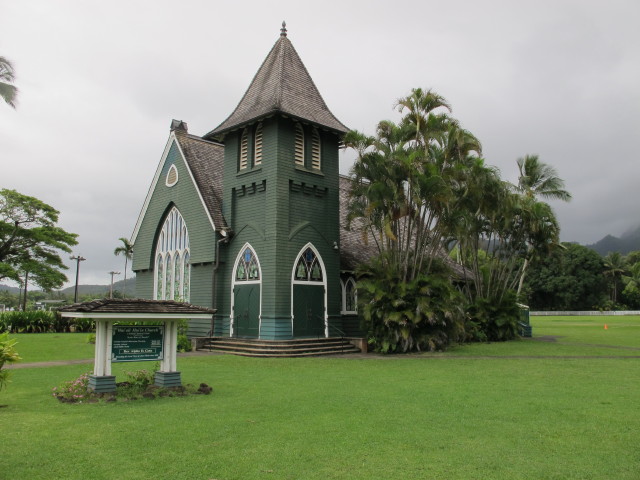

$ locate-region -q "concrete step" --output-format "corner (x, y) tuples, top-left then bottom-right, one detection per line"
(199, 337), (361, 357)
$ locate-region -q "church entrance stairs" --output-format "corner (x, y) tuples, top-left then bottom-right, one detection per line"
(198, 337), (361, 357)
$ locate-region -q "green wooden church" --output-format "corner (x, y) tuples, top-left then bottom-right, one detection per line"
(131, 24), (370, 342)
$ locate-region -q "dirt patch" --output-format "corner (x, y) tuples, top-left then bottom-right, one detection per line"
(531, 335), (563, 343)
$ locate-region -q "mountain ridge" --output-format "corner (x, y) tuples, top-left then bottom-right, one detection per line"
(585, 225), (640, 256)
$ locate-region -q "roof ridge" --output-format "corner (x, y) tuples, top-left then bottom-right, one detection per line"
(179, 132), (224, 147)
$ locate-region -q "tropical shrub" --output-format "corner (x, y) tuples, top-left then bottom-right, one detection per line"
(0, 311), (94, 333)
(358, 255), (465, 353)
(177, 319), (191, 352)
(0, 332), (21, 391)
(123, 367), (157, 389)
(465, 291), (520, 342)
(0, 311), (55, 332)
(177, 334), (191, 352)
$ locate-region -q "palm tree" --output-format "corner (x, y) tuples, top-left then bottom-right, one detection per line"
(516, 155), (572, 201)
(603, 252), (626, 304)
(0, 56), (18, 109)
(114, 238), (133, 298)
(514, 155), (570, 299)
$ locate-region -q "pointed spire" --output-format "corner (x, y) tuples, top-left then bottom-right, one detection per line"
(206, 27), (348, 139)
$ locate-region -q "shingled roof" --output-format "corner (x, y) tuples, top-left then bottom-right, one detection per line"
(205, 23), (348, 139)
(174, 128), (229, 231)
(58, 298), (216, 316)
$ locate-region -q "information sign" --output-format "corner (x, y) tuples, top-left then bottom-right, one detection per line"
(111, 326), (164, 362)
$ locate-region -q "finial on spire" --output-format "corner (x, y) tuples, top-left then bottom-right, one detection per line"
(280, 21), (287, 37)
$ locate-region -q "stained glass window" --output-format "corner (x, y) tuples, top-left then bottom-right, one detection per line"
(183, 252), (190, 300)
(294, 247), (323, 282)
(156, 255), (164, 299)
(164, 255), (172, 300)
(154, 207), (190, 301)
(173, 253), (181, 300)
(235, 247), (260, 282)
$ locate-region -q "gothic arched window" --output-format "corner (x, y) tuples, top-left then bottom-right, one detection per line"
(341, 277), (357, 314)
(154, 207), (190, 301)
(294, 247), (323, 282)
(235, 246), (260, 282)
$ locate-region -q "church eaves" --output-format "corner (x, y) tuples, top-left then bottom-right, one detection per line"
(205, 22), (349, 140)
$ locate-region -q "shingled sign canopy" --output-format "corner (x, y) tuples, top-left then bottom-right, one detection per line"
(59, 299), (215, 392)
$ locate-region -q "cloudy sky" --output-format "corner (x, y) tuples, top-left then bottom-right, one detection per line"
(1, 0), (639, 287)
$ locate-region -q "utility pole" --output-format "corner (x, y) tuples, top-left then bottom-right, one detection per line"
(109, 271), (121, 299)
(70, 255), (86, 303)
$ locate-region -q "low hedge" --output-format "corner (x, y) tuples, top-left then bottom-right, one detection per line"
(0, 311), (95, 333)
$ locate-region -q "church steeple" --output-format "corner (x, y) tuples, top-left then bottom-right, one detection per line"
(205, 23), (348, 140)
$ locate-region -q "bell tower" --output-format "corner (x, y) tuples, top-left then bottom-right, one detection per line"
(204, 23), (349, 339)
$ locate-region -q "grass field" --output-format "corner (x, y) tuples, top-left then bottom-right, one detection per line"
(2, 316), (639, 479)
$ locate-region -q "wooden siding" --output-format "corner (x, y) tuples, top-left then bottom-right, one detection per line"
(135, 270), (154, 299)
(215, 116), (343, 339)
(132, 140), (216, 272)
(132, 140), (217, 303)
(341, 314), (365, 337)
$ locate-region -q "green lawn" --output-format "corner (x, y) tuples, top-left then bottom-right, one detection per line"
(2, 317), (639, 479)
(9, 332), (95, 363)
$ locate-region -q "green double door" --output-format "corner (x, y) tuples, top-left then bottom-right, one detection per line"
(234, 284), (260, 338)
(293, 284), (325, 337)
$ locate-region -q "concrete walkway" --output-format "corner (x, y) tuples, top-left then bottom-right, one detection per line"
(5, 349), (222, 369)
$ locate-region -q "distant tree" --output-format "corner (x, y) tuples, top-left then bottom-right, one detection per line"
(603, 252), (627, 304)
(625, 250), (640, 266)
(0, 290), (19, 310)
(0, 189), (78, 290)
(114, 237), (133, 298)
(524, 243), (608, 310)
(621, 262), (640, 309)
(0, 56), (18, 109)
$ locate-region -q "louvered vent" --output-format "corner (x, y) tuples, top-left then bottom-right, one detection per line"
(166, 164), (178, 186)
(294, 123), (304, 165)
(311, 128), (321, 169)
(254, 123), (263, 165)
(240, 129), (249, 169)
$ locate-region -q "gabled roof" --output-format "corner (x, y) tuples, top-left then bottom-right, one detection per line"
(130, 124), (229, 246)
(205, 24), (348, 139)
(174, 130), (229, 231)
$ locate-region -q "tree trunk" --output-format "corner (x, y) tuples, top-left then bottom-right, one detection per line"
(22, 271), (29, 311)
(123, 257), (128, 298)
(517, 257), (529, 300)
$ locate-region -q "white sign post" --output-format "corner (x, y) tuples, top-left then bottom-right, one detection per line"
(58, 300), (216, 393)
